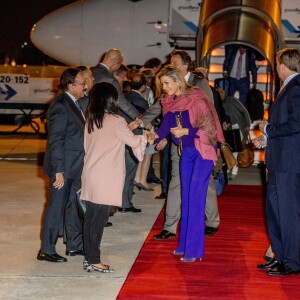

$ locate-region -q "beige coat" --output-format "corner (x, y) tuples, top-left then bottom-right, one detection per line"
(80, 114), (146, 206)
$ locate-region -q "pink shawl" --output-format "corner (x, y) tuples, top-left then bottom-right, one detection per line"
(161, 87), (225, 163)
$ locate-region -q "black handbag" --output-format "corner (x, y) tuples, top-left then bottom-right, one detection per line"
(223, 129), (243, 152)
(76, 189), (86, 218)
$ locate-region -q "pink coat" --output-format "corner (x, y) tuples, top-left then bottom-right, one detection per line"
(80, 114), (146, 206)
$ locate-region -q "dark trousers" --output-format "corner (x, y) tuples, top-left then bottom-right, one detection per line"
(41, 177), (83, 254)
(176, 147), (213, 258)
(122, 146), (138, 208)
(83, 201), (110, 264)
(228, 77), (250, 105)
(267, 171), (300, 271)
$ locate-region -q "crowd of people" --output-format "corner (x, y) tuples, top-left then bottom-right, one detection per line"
(36, 46), (300, 276)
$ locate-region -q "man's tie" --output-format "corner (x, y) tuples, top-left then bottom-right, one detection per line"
(235, 54), (242, 80)
(75, 101), (85, 120)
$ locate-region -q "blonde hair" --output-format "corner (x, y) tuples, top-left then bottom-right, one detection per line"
(155, 64), (191, 98)
(276, 48), (300, 72)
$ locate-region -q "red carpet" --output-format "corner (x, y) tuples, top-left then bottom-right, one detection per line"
(117, 185), (300, 299)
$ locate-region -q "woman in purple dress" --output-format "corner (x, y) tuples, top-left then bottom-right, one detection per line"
(151, 65), (224, 262)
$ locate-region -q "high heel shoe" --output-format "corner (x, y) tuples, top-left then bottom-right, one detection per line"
(173, 250), (184, 256)
(133, 180), (139, 187)
(137, 183), (154, 191)
(180, 257), (200, 263)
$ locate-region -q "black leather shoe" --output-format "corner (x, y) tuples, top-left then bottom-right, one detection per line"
(105, 222), (113, 227)
(65, 250), (85, 256)
(118, 206), (142, 213)
(267, 264), (300, 276)
(155, 192), (167, 199)
(37, 250), (67, 262)
(257, 258), (280, 270)
(153, 230), (176, 240)
(205, 226), (218, 236)
(146, 178), (161, 184)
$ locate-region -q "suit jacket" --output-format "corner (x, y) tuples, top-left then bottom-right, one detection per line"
(223, 46), (257, 84)
(125, 90), (149, 114)
(188, 72), (214, 103)
(78, 95), (89, 114)
(91, 64), (140, 120)
(265, 74), (300, 173)
(44, 92), (85, 179)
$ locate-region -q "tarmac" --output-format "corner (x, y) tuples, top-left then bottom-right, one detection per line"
(0, 124), (264, 300)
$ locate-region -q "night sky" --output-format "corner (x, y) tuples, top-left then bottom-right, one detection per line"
(0, 0), (77, 65)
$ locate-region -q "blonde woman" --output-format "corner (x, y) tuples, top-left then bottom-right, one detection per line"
(150, 65), (224, 262)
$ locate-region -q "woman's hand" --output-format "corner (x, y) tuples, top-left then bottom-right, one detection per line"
(53, 172), (64, 189)
(156, 138), (168, 151)
(170, 127), (188, 138)
(145, 131), (158, 144)
(128, 118), (142, 131)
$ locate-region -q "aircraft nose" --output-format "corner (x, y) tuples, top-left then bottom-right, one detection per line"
(30, 2), (83, 65)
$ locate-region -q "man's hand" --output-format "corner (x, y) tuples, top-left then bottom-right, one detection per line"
(156, 138), (168, 151)
(259, 119), (268, 133)
(170, 127), (188, 138)
(53, 172), (64, 189)
(128, 118), (142, 131)
(145, 123), (153, 131)
(252, 135), (266, 149)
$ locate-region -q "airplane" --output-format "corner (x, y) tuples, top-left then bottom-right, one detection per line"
(1, 0), (299, 134)
(30, 0), (300, 67)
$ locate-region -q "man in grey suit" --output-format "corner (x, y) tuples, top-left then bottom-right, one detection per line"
(37, 68), (87, 263)
(141, 50), (220, 239)
(91, 49), (140, 121)
(91, 49), (142, 212)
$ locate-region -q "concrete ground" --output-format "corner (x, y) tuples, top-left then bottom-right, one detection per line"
(0, 125), (264, 300)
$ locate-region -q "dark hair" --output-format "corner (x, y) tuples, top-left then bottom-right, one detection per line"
(112, 64), (128, 77)
(86, 82), (118, 133)
(131, 73), (147, 90)
(60, 68), (81, 91)
(144, 57), (162, 69)
(76, 65), (89, 72)
(171, 50), (193, 71)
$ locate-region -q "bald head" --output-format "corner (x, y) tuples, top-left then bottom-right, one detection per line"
(103, 49), (124, 72)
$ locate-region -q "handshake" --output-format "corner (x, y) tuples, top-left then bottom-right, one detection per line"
(144, 130), (158, 145)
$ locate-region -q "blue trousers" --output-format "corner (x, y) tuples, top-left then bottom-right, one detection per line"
(176, 147), (213, 258)
(228, 77), (250, 105)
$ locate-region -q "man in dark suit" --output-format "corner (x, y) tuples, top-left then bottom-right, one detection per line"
(254, 48), (300, 276)
(223, 44), (257, 105)
(91, 49), (142, 212)
(125, 73), (149, 113)
(77, 65), (94, 113)
(37, 68), (87, 263)
(91, 49), (140, 121)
